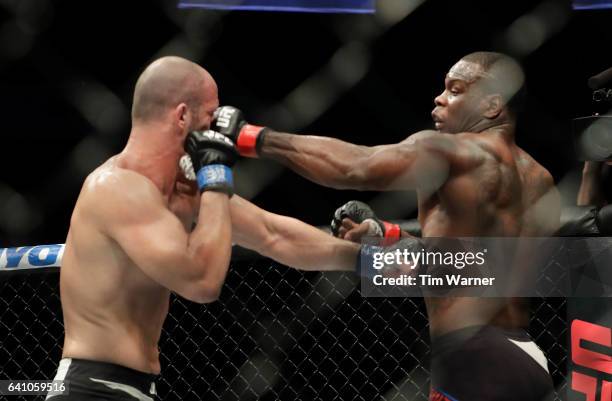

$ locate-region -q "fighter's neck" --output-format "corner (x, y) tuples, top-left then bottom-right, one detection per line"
(472, 120), (515, 140)
(121, 126), (184, 196)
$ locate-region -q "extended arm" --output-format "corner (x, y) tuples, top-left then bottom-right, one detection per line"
(211, 106), (455, 192)
(229, 197), (427, 282)
(261, 130), (456, 191)
(229, 196), (359, 271)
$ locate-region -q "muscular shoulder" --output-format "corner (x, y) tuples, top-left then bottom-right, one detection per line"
(402, 130), (489, 169)
(78, 163), (165, 226)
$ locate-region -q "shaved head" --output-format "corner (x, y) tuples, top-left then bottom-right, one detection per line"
(131, 56), (217, 124)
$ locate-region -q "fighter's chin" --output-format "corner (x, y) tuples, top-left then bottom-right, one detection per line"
(434, 122), (461, 134)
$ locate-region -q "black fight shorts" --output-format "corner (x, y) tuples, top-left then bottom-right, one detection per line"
(430, 325), (555, 401)
(45, 358), (158, 400)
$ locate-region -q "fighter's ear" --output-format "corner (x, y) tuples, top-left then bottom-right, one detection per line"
(482, 94), (503, 119)
(174, 103), (190, 131)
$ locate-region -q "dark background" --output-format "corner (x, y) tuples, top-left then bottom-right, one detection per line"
(0, 0), (611, 247)
(0, 2), (598, 399)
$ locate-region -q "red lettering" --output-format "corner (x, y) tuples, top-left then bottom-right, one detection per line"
(572, 371), (598, 401)
(571, 319), (612, 375)
(602, 380), (611, 401)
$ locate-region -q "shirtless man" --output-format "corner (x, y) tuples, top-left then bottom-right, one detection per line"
(211, 52), (561, 400)
(48, 56), (359, 400)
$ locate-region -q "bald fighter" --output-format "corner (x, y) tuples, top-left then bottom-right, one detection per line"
(212, 52), (561, 400)
(48, 56), (360, 400)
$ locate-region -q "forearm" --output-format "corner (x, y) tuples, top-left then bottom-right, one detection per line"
(263, 216), (359, 271)
(188, 192), (233, 291)
(260, 130), (373, 190)
(230, 196), (358, 271)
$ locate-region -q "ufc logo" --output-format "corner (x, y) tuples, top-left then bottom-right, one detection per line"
(215, 107), (235, 128)
(200, 130), (232, 145)
(571, 319), (612, 401)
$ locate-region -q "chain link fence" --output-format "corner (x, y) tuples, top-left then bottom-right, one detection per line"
(0, 261), (567, 401)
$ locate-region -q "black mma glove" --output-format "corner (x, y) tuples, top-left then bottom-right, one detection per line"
(558, 204), (612, 236)
(212, 106), (268, 158)
(185, 130), (238, 195)
(331, 200), (401, 242)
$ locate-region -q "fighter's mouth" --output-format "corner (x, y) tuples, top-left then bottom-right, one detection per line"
(431, 113), (444, 129)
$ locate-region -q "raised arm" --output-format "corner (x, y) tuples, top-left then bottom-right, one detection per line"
(229, 196), (359, 271)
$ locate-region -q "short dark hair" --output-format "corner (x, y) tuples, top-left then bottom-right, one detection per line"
(461, 51), (527, 116)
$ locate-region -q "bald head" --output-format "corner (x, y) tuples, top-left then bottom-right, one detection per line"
(131, 56), (217, 124)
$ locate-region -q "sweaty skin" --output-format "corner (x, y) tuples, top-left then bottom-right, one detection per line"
(61, 159), (226, 374)
(61, 56), (360, 374)
(257, 58), (560, 337)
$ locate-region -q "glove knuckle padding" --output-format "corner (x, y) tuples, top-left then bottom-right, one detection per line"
(332, 200), (379, 236)
(213, 106), (244, 133)
(331, 218), (339, 233)
(334, 206), (343, 221)
(185, 130), (238, 168)
(332, 203), (352, 235)
(341, 200), (375, 222)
